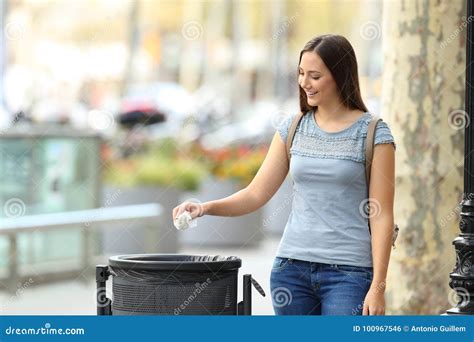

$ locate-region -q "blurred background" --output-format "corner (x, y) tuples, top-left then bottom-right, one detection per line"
(0, 0), (467, 315)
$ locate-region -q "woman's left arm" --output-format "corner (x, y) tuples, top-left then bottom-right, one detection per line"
(363, 143), (396, 315)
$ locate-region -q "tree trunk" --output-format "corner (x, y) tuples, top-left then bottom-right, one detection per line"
(382, 0), (466, 314)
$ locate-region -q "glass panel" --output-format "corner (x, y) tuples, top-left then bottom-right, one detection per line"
(0, 133), (101, 273)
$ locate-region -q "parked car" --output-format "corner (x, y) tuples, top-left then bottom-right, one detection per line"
(119, 82), (194, 137)
(200, 98), (298, 149)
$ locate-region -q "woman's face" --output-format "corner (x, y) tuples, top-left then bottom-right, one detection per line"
(298, 51), (339, 107)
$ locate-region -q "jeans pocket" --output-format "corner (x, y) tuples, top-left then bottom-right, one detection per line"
(335, 264), (372, 280)
(272, 257), (292, 272)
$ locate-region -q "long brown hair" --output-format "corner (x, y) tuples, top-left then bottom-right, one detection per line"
(298, 34), (368, 114)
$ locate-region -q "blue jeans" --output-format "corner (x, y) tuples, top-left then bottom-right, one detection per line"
(270, 257), (373, 315)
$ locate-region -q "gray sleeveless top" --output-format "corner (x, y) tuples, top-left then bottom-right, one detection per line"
(275, 110), (396, 267)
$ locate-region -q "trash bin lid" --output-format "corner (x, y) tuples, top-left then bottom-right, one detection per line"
(109, 254), (242, 272)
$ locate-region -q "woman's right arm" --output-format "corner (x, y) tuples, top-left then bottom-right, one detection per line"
(202, 131), (289, 217)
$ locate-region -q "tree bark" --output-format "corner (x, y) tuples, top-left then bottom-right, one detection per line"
(382, 0), (466, 314)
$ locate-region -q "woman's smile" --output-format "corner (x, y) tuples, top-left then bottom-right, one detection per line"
(306, 91), (318, 98)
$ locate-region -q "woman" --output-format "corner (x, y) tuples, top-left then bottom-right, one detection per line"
(173, 34), (395, 316)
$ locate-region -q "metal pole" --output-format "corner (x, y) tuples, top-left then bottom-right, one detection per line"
(446, 0), (474, 315)
(242, 274), (252, 315)
(96, 265), (112, 316)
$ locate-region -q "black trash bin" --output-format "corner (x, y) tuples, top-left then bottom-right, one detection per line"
(96, 254), (265, 316)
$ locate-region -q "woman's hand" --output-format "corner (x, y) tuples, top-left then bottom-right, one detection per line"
(172, 201), (205, 222)
(362, 287), (385, 315)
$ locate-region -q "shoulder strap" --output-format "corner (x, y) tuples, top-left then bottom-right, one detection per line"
(286, 111), (305, 163)
(365, 115), (382, 186)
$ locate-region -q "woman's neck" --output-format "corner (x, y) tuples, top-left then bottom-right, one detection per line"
(315, 102), (352, 123)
